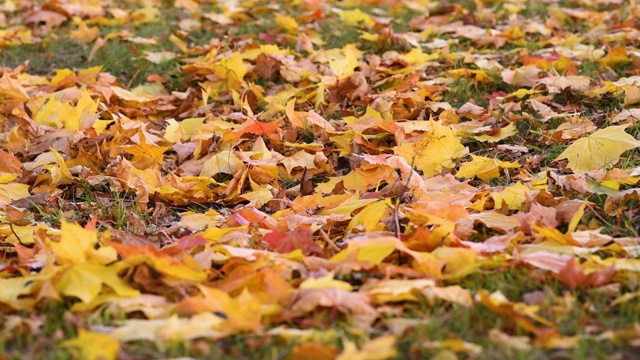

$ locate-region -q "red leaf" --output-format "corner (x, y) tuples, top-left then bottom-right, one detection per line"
(558, 258), (616, 288)
(177, 234), (209, 249)
(263, 227), (322, 255)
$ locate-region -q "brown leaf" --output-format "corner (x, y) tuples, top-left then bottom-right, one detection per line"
(557, 258), (616, 288)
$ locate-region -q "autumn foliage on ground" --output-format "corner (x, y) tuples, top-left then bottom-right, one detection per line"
(2, 0), (640, 358)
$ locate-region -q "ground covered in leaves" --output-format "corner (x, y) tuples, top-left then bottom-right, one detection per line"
(2, 0), (640, 358)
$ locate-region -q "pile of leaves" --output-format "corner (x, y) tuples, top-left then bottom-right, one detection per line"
(2, 0), (640, 358)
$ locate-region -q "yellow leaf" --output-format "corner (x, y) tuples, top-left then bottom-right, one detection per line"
(367, 279), (436, 303)
(359, 31), (379, 42)
(280, 150), (317, 175)
(71, 89), (100, 130)
(196, 225), (249, 243)
(0, 72), (29, 101)
(347, 199), (392, 232)
(567, 201), (587, 233)
(399, 48), (438, 65)
(69, 21), (99, 44)
(337, 336), (397, 360)
(122, 131), (168, 170)
(0, 183), (30, 206)
(0, 276), (39, 309)
(473, 123), (516, 142)
(338, 9), (375, 28)
(318, 193), (378, 218)
(456, 155), (519, 180)
(109, 312), (224, 343)
(394, 120), (468, 177)
(55, 263), (139, 303)
(555, 125), (640, 173)
(164, 118), (181, 143)
(48, 220), (117, 265)
(600, 47), (630, 68)
(93, 119), (114, 135)
(50, 69), (76, 86)
(329, 45), (360, 80)
(331, 236), (422, 264)
(51, 148), (72, 181)
(60, 329), (120, 360)
(447, 68), (493, 83)
(144, 51), (176, 64)
(492, 182), (530, 210)
(200, 150), (242, 177)
(299, 272), (353, 291)
(213, 52), (249, 88)
(275, 13), (298, 34)
(53, 220), (95, 263)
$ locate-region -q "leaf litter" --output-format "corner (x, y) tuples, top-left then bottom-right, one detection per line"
(2, 0), (640, 358)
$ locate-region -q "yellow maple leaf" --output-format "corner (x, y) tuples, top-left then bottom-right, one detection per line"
(555, 125), (640, 173)
(213, 52), (249, 89)
(35, 89), (99, 130)
(280, 150), (317, 175)
(456, 155), (520, 180)
(599, 47), (630, 68)
(122, 130), (168, 170)
(338, 9), (375, 28)
(0, 183), (30, 206)
(318, 193), (379, 218)
(347, 199), (392, 232)
(337, 336), (397, 360)
(492, 182), (530, 210)
(55, 263), (140, 303)
(394, 120), (468, 177)
(50, 148), (72, 183)
(329, 45), (360, 80)
(299, 272), (353, 291)
(144, 51), (176, 64)
(275, 13), (298, 34)
(399, 47), (438, 65)
(473, 123), (516, 142)
(60, 329), (120, 360)
(48, 220), (117, 265)
(0, 276), (39, 309)
(0, 72), (29, 101)
(69, 21), (100, 44)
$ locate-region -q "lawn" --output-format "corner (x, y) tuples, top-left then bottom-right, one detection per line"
(2, 0), (640, 359)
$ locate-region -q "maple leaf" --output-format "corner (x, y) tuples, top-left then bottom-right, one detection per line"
(337, 336), (397, 360)
(456, 155), (519, 180)
(501, 66), (542, 87)
(275, 13), (299, 34)
(48, 219), (117, 265)
(60, 329), (120, 360)
(288, 287), (376, 318)
(263, 227), (323, 255)
(491, 182), (531, 210)
(0, 182), (30, 206)
(557, 258), (616, 288)
(109, 313), (224, 343)
(0, 72), (29, 101)
(394, 120), (468, 177)
(55, 263), (140, 303)
(536, 75), (591, 93)
(299, 272), (353, 291)
(329, 45), (361, 80)
(280, 150), (317, 175)
(555, 125), (640, 173)
(0, 276), (41, 310)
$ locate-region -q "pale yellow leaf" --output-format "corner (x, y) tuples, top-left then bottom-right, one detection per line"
(555, 125), (640, 173)
(60, 329), (120, 360)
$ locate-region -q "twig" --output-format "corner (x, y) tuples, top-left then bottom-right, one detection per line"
(320, 229), (340, 251)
